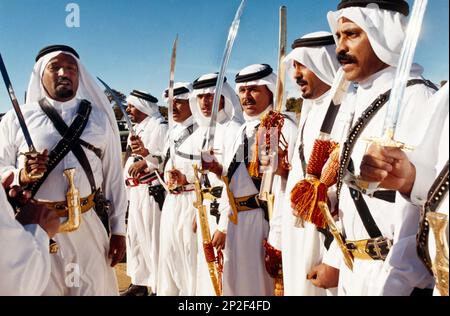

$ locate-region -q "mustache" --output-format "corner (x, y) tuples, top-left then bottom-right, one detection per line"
(56, 77), (73, 85)
(337, 52), (357, 65)
(242, 99), (256, 106)
(296, 78), (308, 86)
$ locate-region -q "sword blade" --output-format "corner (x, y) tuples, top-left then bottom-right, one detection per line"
(96, 77), (135, 136)
(168, 35), (178, 161)
(382, 0), (428, 139)
(259, 6), (287, 199)
(0, 54), (36, 152)
(203, 0), (247, 151)
(275, 6), (287, 113)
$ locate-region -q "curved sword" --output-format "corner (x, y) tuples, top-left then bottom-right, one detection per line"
(202, 0), (247, 152)
(0, 53), (43, 180)
(275, 5), (287, 113)
(259, 6), (287, 216)
(376, 0), (428, 148)
(359, 0), (428, 195)
(168, 35), (179, 166)
(97, 77), (135, 136)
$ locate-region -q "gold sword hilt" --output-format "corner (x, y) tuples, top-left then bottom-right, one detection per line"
(362, 129), (414, 151)
(59, 168), (82, 233)
(20, 150), (45, 181)
(427, 212), (449, 296)
(357, 129), (414, 195)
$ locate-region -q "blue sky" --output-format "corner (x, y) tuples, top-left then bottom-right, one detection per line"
(0, 0), (448, 113)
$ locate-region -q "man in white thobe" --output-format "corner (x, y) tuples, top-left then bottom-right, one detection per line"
(0, 172), (59, 295)
(122, 90), (168, 296)
(0, 45), (127, 296)
(189, 73), (243, 296)
(157, 82), (200, 296)
(319, 0), (438, 295)
(369, 83), (448, 296)
(269, 32), (341, 296)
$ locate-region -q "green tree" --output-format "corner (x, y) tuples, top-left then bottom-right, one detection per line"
(285, 97), (303, 113)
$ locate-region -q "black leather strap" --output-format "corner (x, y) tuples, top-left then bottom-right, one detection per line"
(337, 79), (437, 202)
(226, 125), (255, 180)
(348, 160), (396, 238)
(29, 100), (92, 197)
(162, 123), (198, 170)
(336, 79), (436, 240)
(38, 99), (102, 159)
(38, 99), (97, 194)
(317, 227), (334, 250)
(417, 160), (449, 274)
(124, 145), (132, 167)
(298, 121), (307, 176)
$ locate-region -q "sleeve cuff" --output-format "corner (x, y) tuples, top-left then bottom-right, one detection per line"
(267, 231), (282, 250)
(110, 218), (127, 236)
(144, 155), (159, 170)
(409, 161), (436, 206)
(217, 207), (229, 233)
(322, 239), (342, 269)
(24, 224), (50, 245)
(12, 169), (22, 187)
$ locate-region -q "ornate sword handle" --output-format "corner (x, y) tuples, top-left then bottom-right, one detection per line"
(20, 150), (45, 181)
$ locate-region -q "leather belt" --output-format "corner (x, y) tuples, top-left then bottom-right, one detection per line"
(346, 237), (393, 261)
(170, 184), (196, 195)
(35, 191), (96, 218)
(201, 186), (223, 201)
(234, 194), (265, 212)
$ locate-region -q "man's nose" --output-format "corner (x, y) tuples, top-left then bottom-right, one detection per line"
(57, 67), (66, 76)
(244, 89), (252, 98)
(336, 38), (348, 56)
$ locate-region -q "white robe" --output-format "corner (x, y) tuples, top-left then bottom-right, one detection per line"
(194, 116), (242, 296)
(0, 185), (51, 295)
(323, 66), (437, 296)
(0, 97), (127, 296)
(406, 83), (449, 296)
(123, 115), (167, 291)
(221, 110), (296, 296)
(275, 92), (340, 296)
(157, 117), (199, 296)
(266, 112), (299, 251)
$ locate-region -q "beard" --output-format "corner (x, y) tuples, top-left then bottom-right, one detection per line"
(55, 86), (75, 99)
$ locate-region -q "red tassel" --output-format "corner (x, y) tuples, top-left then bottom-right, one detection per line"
(290, 178), (328, 229)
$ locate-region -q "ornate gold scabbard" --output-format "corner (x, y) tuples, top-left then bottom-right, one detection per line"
(318, 202), (353, 271)
(58, 168), (82, 233)
(193, 164), (222, 296)
(427, 212), (449, 296)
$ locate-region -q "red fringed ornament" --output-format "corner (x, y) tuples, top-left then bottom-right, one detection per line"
(263, 239), (284, 296)
(320, 145), (341, 187)
(290, 139), (339, 228)
(263, 239), (283, 278)
(249, 111), (291, 177)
